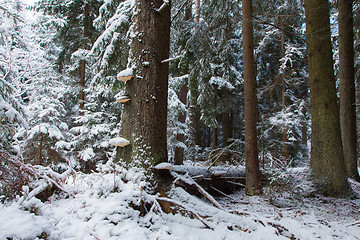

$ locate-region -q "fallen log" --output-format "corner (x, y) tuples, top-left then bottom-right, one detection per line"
(154, 163), (267, 195)
(154, 163), (247, 194)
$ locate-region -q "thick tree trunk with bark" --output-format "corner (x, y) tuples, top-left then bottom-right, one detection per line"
(115, 0), (171, 178)
(242, 0), (262, 195)
(304, 0), (349, 195)
(338, 0), (360, 181)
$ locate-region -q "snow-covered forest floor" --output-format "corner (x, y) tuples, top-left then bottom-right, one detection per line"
(1, 163), (359, 240)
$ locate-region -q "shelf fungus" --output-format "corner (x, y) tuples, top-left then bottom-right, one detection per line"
(117, 95), (131, 103)
(154, 162), (174, 170)
(117, 68), (133, 82)
(109, 137), (130, 147)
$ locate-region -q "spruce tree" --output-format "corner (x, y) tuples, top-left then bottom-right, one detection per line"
(242, 0), (262, 194)
(338, 0), (360, 181)
(0, 1), (28, 152)
(304, 0), (350, 195)
(114, 0), (171, 188)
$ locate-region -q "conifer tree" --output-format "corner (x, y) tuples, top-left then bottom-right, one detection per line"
(0, 1), (28, 152)
(242, 0), (262, 194)
(304, 0), (350, 195)
(114, 0), (171, 186)
(254, 0), (308, 164)
(338, 0), (360, 181)
(38, 0), (102, 108)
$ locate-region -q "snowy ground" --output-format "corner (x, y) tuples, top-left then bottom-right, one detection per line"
(1, 164), (359, 240)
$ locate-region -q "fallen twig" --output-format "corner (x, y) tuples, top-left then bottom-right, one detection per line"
(347, 221), (360, 227)
(173, 172), (223, 210)
(209, 186), (236, 201)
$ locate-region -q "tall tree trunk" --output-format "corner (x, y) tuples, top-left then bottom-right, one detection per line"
(223, 90), (233, 147)
(79, 4), (89, 110)
(38, 134), (43, 165)
(279, 16), (288, 161)
(79, 60), (85, 110)
(174, 2), (192, 165)
(339, 0), (360, 181)
(304, 0), (349, 195)
(301, 107), (308, 158)
(212, 127), (218, 148)
(223, 110), (232, 147)
(242, 0), (262, 195)
(195, 0), (200, 23)
(115, 0), (171, 180)
(174, 82), (188, 165)
(187, 0), (201, 157)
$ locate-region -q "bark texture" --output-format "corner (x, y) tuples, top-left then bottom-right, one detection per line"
(338, 0), (360, 181)
(115, 0), (171, 174)
(304, 0), (349, 195)
(242, 0), (262, 195)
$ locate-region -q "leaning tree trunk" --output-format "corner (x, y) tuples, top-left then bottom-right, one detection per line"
(115, 0), (171, 180)
(304, 0), (349, 195)
(338, 0), (360, 181)
(242, 0), (262, 195)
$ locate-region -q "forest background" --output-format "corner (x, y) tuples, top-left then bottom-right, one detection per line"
(1, 0), (360, 238)
(1, 0), (312, 181)
(2, 0), (360, 193)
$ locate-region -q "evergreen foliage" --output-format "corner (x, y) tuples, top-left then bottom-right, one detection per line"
(10, 2), (71, 167)
(2, 0), (357, 199)
(254, 0), (309, 165)
(0, 0), (28, 152)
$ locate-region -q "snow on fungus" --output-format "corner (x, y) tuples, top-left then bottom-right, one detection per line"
(154, 162), (174, 170)
(116, 96), (131, 103)
(109, 137), (130, 147)
(117, 68), (133, 82)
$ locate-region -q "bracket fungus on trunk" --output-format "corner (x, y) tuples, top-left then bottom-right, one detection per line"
(117, 95), (131, 103)
(109, 137), (130, 147)
(117, 68), (134, 82)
